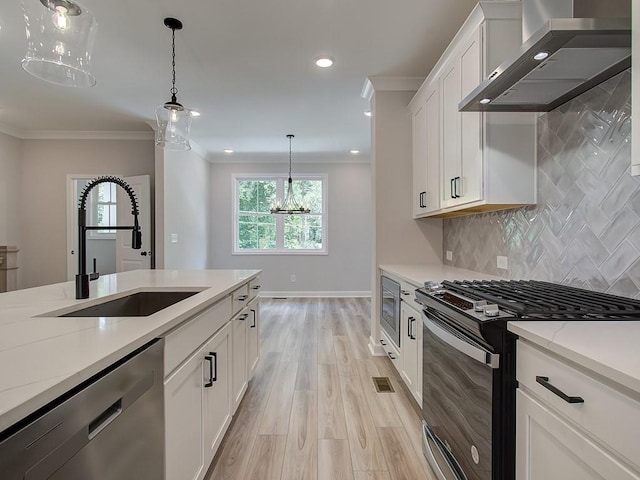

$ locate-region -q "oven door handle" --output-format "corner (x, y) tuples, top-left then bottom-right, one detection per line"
(424, 316), (500, 369)
(422, 421), (468, 480)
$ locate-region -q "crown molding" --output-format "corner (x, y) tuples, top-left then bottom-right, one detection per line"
(207, 152), (371, 164)
(361, 76), (425, 101)
(0, 124), (154, 141)
(0, 122), (27, 139)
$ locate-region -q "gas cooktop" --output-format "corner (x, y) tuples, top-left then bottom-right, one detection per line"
(420, 279), (640, 321)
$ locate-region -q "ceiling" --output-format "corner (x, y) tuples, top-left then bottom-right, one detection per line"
(0, 0), (480, 161)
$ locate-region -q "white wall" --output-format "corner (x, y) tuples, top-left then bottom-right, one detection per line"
(370, 89), (443, 350)
(155, 148), (210, 270)
(209, 161), (372, 295)
(0, 132), (22, 248)
(19, 139), (155, 288)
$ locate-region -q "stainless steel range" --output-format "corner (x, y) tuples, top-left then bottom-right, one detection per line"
(416, 279), (640, 480)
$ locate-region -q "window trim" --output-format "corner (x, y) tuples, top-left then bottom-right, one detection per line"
(232, 173), (328, 255)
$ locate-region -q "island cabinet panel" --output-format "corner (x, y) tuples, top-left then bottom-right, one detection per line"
(164, 275), (260, 480)
(203, 323), (232, 466)
(516, 340), (640, 479)
(247, 297), (260, 377)
(231, 307), (249, 414)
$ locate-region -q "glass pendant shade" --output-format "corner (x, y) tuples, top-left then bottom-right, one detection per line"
(21, 0), (98, 88)
(155, 18), (192, 151)
(155, 102), (192, 151)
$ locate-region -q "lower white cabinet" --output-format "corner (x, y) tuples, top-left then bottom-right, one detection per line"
(247, 298), (260, 377)
(400, 300), (422, 405)
(165, 321), (232, 480)
(516, 340), (640, 480)
(231, 308), (248, 414)
(164, 274), (261, 480)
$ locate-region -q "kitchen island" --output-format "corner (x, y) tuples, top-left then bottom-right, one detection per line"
(0, 269), (260, 434)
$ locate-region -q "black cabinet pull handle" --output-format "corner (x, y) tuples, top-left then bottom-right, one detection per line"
(252, 285), (261, 290)
(409, 316), (416, 340)
(536, 376), (584, 404)
(387, 351), (396, 360)
(380, 339), (387, 346)
(250, 309), (257, 328)
(450, 178), (455, 199)
(204, 352), (218, 387)
(238, 313), (249, 321)
(401, 290), (410, 296)
(454, 176), (461, 198)
(237, 294), (248, 302)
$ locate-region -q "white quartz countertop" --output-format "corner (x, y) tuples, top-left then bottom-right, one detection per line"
(379, 263), (500, 287)
(509, 321), (640, 395)
(0, 269), (260, 433)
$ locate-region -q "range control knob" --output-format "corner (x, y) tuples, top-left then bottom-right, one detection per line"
(474, 300), (488, 312)
(425, 281), (444, 293)
(483, 304), (500, 317)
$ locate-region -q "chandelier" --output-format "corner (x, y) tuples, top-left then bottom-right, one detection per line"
(155, 17), (192, 151)
(271, 134), (310, 215)
(21, 0), (98, 87)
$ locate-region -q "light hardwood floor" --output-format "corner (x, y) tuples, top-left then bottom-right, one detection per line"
(206, 298), (436, 480)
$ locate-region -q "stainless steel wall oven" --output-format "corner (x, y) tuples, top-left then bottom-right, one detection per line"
(416, 279), (640, 480)
(380, 275), (401, 347)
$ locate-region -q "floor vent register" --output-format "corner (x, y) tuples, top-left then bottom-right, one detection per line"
(372, 377), (394, 393)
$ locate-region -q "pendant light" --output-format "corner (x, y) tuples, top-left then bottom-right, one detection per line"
(21, 0), (98, 87)
(271, 135), (310, 215)
(155, 17), (192, 151)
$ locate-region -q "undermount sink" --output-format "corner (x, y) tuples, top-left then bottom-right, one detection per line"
(59, 291), (201, 317)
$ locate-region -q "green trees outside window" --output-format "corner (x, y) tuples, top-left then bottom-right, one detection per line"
(235, 176), (326, 253)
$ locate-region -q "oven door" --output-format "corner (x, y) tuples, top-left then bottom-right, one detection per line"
(422, 307), (498, 480)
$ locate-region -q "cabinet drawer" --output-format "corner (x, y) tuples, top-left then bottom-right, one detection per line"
(248, 277), (261, 301)
(231, 284), (250, 315)
(381, 330), (400, 372)
(517, 340), (640, 470)
(399, 280), (420, 311)
(164, 296), (232, 376)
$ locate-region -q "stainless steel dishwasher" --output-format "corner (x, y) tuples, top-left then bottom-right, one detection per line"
(0, 338), (164, 479)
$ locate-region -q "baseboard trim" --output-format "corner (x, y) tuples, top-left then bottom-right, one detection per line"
(261, 291), (371, 299)
(368, 336), (386, 356)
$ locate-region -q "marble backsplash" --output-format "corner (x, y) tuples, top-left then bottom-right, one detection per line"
(442, 69), (640, 297)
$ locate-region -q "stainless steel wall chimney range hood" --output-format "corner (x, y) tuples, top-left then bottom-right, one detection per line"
(459, 0), (631, 112)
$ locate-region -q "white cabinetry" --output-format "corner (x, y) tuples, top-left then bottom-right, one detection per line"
(247, 298), (260, 377)
(411, 82), (440, 216)
(164, 274), (261, 480)
(516, 340), (640, 480)
(165, 320), (232, 480)
(231, 308), (248, 414)
(409, 1), (536, 218)
(400, 297), (422, 405)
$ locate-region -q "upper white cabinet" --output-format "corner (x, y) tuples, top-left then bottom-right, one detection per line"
(632, 0), (639, 176)
(409, 1), (537, 218)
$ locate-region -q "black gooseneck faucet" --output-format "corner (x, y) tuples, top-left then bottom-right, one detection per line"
(76, 176), (142, 299)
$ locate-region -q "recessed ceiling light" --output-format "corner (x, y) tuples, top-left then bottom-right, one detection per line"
(479, 98), (492, 105)
(189, 110), (201, 117)
(224, 148), (234, 153)
(533, 51), (550, 61)
(350, 150), (360, 154)
(315, 57), (334, 68)
(364, 110), (372, 117)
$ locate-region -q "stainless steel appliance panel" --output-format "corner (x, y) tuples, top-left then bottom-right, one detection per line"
(0, 339), (164, 480)
(380, 276), (401, 347)
(422, 311), (494, 480)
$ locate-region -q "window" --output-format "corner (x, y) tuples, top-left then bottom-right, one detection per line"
(233, 174), (327, 254)
(89, 182), (117, 235)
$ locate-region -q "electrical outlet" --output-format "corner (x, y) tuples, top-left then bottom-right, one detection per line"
(290, 274), (296, 283)
(446, 250), (453, 261)
(170, 233), (178, 244)
(497, 255), (508, 270)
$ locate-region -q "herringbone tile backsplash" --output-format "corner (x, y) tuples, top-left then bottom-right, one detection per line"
(442, 69), (640, 297)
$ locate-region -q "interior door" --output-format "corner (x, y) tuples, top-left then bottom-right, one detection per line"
(116, 175), (151, 272)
